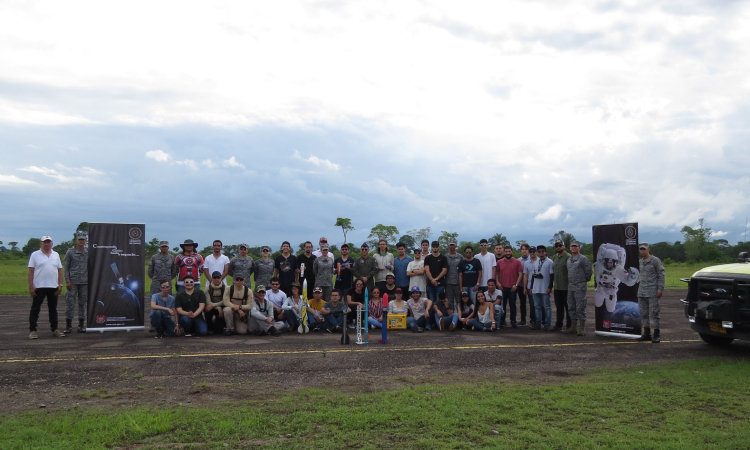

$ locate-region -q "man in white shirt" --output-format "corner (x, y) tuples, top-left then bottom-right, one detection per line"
(27, 236), (65, 339)
(203, 240), (230, 289)
(475, 238), (497, 293)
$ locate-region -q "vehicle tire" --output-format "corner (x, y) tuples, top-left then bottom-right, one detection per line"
(699, 333), (734, 346)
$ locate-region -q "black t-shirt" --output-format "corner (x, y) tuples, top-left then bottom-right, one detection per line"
(424, 253), (449, 286)
(175, 290), (206, 313)
(296, 254), (317, 284)
(347, 288), (365, 305)
(458, 259), (481, 287)
(274, 254), (297, 286)
(434, 301), (454, 316)
(334, 256), (355, 290)
(383, 285), (397, 301)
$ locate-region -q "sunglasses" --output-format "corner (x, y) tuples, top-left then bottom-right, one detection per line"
(480, 244), (488, 246)
(262, 249), (269, 252)
(184, 281), (194, 284)
(465, 250), (472, 253)
(234, 277), (244, 281)
(160, 285), (170, 289)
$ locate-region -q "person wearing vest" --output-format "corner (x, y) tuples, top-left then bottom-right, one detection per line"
(222, 276), (252, 335)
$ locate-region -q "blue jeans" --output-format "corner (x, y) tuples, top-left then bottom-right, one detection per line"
(462, 286), (477, 303)
(410, 316), (427, 330)
(324, 313), (345, 329)
(368, 317), (383, 329)
(494, 305), (504, 326)
(150, 312), (177, 336)
(179, 314), (208, 336)
(532, 293), (552, 326)
(468, 319), (493, 331)
(426, 285), (444, 303)
(436, 312), (459, 329)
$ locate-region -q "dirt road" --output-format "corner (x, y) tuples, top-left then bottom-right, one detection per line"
(2, 290), (748, 412)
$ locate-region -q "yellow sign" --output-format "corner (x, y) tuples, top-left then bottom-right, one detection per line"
(388, 314), (407, 330)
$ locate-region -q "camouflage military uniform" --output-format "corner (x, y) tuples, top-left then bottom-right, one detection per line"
(638, 255), (665, 329)
(254, 258), (275, 289)
(566, 254), (592, 322)
(228, 255), (254, 290)
(148, 254), (177, 295)
(64, 246), (88, 321)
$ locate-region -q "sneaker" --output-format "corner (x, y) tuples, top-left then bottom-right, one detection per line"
(550, 325), (562, 332)
(52, 329), (66, 337)
(154, 333), (163, 339)
(483, 327), (492, 332)
(543, 324), (550, 331)
(417, 327), (425, 333)
(312, 327), (320, 332)
(518, 320), (527, 327)
(63, 327), (72, 334)
(530, 324), (540, 330)
(348, 324), (356, 329)
(511, 322), (517, 328)
(411, 326), (419, 333)
(29, 331), (38, 340)
(184, 333), (192, 337)
(326, 328), (333, 333)
(449, 322), (456, 331)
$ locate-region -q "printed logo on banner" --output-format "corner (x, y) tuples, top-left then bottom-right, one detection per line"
(625, 226), (637, 245)
(96, 315), (106, 324)
(129, 227), (143, 245)
(602, 320), (611, 329)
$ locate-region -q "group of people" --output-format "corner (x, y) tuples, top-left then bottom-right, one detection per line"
(26, 234), (665, 343)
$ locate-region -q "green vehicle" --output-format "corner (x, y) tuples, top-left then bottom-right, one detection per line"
(681, 252), (750, 345)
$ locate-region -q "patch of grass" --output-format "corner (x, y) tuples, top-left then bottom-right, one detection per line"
(2, 359), (749, 449)
(153, 386), (164, 391)
(131, 373), (143, 379)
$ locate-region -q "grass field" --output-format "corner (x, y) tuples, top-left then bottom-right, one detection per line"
(1, 359), (748, 449)
(1, 257), (705, 296)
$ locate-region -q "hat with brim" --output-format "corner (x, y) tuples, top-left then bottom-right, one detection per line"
(180, 239), (198, 250)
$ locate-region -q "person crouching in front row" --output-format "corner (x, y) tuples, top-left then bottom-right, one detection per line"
(248, 285), (285, 336)
(222, 275), (252, 335)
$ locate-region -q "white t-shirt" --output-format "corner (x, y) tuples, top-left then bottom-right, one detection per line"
(204, 254), (230, 288)
(265, 289), (287, 309)
(407, 259), (427, 293)
(476, 252), (497, 287)
(28, 250), (62, 288)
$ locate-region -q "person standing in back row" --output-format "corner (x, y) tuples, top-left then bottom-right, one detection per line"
(63, 232), (88, 333)
(564, 241), (593, 337)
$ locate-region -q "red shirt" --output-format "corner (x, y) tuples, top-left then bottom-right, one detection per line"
(496, 257), (523, 288)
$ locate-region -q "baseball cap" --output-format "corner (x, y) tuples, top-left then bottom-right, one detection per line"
(211, 271), (222, 279)
(411, 286), (421, 293)
(41, 236), (52, 242)
(313, 287), (323, 293)
(639, 243), (650, 249)
(255, 285), (266, 293)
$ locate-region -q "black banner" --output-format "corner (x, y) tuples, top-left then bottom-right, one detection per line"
(87, 223), (145, 330)
(593, 223), (641, 338)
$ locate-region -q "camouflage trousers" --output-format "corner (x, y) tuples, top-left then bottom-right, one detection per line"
(567, 287), (587, 322)
(638, 296), (660, 329)
(445, 284), (461, 306)
(65, 284), (87, 321)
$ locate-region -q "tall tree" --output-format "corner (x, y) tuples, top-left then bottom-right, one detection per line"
(399, 234), (416, 251)
(23, 238), (41, 256)
(438, 231), (459, 253)
(515, 239), (528, 249)
(549, 230), (576, 248)
(145, 237), (161, 254)
(367, 224), (400, 248)
(406, 227), (431, 245)
(334, 217), (355, 245)
(488, 233), (509, 248)
(681, 218), (720, 262)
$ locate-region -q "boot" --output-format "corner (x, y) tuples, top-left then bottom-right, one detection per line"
(63, 319), (73, 334)
(562, 323), (577, 334)
(636, 327), (652, 342)
(576, 320), (586, 336)
(652, 329), (660, 343)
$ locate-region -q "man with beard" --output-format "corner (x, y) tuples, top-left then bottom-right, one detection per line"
(352, 242), (377, 292)
(496, 245), (523, 328)
(334, 243), (355, 292)
(296, 241), (317, 298)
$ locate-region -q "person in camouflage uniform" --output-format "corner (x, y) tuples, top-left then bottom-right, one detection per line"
(312, 245), (335, 301)
(636, 243), (666, 343)
(148, 241), (177, 295)
(564, 241), (592, 336)
(254, 245), (275, 289)
(63, 232), (88, 333)
(228, 243), (254, 290)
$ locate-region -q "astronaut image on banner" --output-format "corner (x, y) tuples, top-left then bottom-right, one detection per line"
(594, 243), (639, 313)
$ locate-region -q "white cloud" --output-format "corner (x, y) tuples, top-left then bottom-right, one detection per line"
(145, 150), (170, 162)
(292, 150), (341, 171)
(535, 204), (564, 221)
(175, 159), (198, 170)
(0, 174), (37, 185)
(712, 230), (728, 237)
(222, 156), (245, 169)
(202, 159), (217, 168)
(18, 163), (103, 185)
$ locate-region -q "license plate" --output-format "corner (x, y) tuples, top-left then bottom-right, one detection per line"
(708, 321), (726, 334)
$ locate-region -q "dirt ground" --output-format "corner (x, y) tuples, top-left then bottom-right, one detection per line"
(2, 290), (749, 413)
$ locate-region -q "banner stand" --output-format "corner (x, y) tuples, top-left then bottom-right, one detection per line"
(87, 223), (146, 332)
(592, 223), (642, 339)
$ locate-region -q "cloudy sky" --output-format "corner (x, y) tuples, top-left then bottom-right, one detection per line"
(1, 0), (749, 250)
